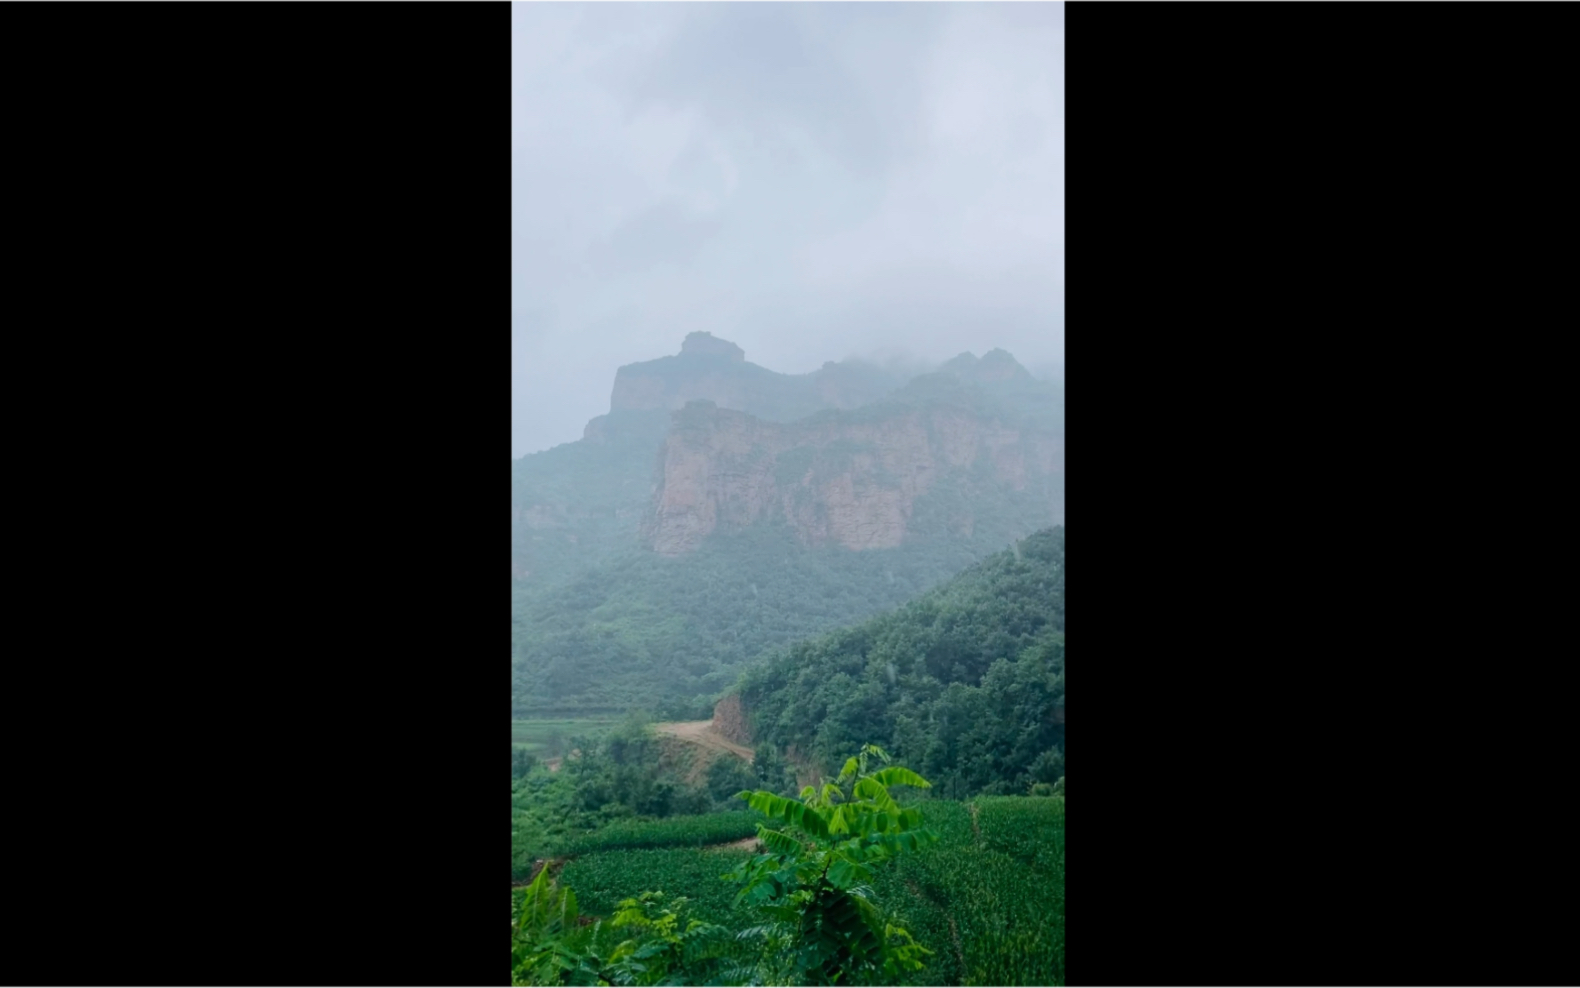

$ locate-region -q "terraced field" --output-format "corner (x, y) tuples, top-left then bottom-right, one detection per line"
(510, 718), (617, 756)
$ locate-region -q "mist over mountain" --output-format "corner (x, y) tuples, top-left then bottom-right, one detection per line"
(511, 334), (1063, 718)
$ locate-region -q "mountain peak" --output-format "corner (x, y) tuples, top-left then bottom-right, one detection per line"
(680, 332), (745, 361)
(939, 348), (1030, 384)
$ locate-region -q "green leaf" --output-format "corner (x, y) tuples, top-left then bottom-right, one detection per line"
(868, 766), (931, 790)
(826, 855), (874, 889)
(756, 825), (804, 857)
(828, 804), (850, 835)
(558, 886), (578, 932)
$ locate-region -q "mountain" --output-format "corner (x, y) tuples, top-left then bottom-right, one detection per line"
(511, 335), (1064, 720)
(726, 527), (1065, 799)
(642, 356), (1063, 556)
(511, 333), (910, 586)
(609, 331), (909, 422)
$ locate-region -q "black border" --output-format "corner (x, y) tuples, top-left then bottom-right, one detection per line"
(10, 3), (1577, 986)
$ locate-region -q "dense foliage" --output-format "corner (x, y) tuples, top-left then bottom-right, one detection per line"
(512, 790), (1066, 985)
(511, 745), (945, 987)
(736, 528), (1064, 799)
(512, 522), (1023, 719)
(512, 716), (785, 881)
(870, 797), (1065, 986)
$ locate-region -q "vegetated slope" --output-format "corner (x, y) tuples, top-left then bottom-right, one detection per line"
(512, 521), (1016, 718)
(733, 527), (1065, 799)
(511, 410), (670, 586)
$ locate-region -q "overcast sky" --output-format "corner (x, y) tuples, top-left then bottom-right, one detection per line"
(513, 2), (1064, 458)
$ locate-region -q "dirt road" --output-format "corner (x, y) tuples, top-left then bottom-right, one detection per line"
(652, 720), (755, 762)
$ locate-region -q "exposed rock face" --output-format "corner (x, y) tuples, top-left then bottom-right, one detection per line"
(641, 396), (1064, 556)
(711, 693), (753, 747)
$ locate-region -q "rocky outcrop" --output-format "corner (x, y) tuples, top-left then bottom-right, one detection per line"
(680, 331), (745, 361)
(940, 348), (1034, 384)
(609, 335), (904, 422)
(711, 693), (753, 747)
(640, 393), (1063, 556)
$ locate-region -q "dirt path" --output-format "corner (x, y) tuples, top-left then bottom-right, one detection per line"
(948, 917), (966, 974)
(513, 857), (568, 887)
(651, 720), (754, 785)
(652, 721), (755, 761)
(906, 878), (969, 976)
(705, 836), (763, 853)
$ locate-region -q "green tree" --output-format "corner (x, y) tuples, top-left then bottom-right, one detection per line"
(724, 744), (937, 985)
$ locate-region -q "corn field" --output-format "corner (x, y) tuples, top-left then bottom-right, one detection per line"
(537, 796), (1064, 986)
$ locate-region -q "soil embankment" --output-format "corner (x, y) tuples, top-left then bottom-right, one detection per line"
(652, 720), (754, 784)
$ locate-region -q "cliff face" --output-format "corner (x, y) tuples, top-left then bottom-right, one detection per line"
(641, 397), (1064, 556)
(711, 693), (753, 747)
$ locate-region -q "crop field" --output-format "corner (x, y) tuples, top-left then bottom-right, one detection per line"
(558, 847), (763, 930)
(524, 796), (1065, 986)
(555, 810), (767, 856)
(876, 797), (1066, 986)
(512, 809), (769, 882)
(510, 718), (617, 756)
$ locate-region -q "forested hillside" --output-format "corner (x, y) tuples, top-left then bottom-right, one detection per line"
(511, 410), (670, 585)
(512, 523), (1001, 718)
(734, 527), (1065, 799)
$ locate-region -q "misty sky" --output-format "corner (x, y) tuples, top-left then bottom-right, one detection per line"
(513, 2), (1064, 458)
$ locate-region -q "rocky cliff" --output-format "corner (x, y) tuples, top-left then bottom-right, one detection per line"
(710, 693), (753, 747)
(640, 380), (1064, 556)
(609, 333), (905, 423)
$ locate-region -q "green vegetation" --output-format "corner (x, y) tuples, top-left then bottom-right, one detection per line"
(512, 863), (741, 987)
(557, 812), (766, 857)
(511, 753), (1066, 985)
(560, 848), (762, 930)
(511, 410), (671, 590)
(512, 745), (952, 986)
(512, 715), (780, 881)
(512, 522), (1016, 719)
(512, 718), (620, 756)
(510, 342), (1067, 983)
(737, 527), (1065, 799)
(871, 797), (1065, 986)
